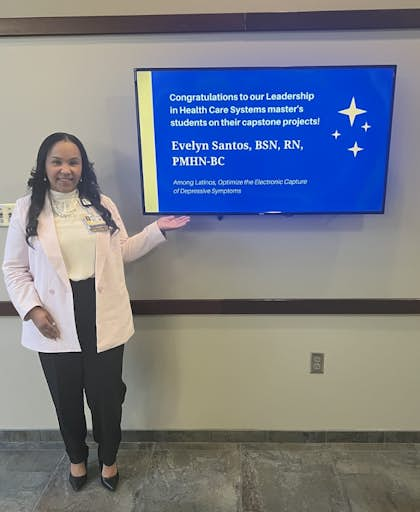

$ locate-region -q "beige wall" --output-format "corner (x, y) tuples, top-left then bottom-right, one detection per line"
(2, 314), (420, 430)
(1, 26), (420, 431)
(0, 0), (419, 17)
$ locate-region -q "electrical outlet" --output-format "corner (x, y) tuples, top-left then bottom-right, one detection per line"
(0, 203), (15, 227)
(310, 352), (324, 374)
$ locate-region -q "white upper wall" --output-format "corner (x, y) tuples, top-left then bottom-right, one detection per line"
(1, 0), (420, 17)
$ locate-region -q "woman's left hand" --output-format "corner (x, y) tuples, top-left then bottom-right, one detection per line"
(157, 216), (190, 231)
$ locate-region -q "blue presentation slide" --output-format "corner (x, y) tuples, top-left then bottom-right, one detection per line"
(135, 66), (396, 214)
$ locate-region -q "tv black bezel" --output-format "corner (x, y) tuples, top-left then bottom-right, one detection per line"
(134, 65), (397, 216)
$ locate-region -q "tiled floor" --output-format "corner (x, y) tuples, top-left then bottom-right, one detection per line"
(1, 442), (420, 511)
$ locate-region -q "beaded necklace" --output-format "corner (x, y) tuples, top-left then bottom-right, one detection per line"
(49, 190), (81, 218)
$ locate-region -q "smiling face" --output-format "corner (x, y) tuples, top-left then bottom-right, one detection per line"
(45, 140), (82, 193)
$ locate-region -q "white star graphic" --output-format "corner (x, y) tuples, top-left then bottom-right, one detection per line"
(361, 121), (371, 132)
(348, 141), (364, 157)
(339, 97), (367, 127)
(332, 130), (341, 140)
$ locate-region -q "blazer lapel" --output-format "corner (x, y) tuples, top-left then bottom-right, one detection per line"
(37, 195), (69, 287)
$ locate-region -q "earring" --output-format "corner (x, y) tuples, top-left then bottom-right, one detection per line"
(79, 177), (83, 183)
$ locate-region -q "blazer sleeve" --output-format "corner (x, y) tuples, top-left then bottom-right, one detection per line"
(102, 196), (166, 263)
(2, 198), (43, 320)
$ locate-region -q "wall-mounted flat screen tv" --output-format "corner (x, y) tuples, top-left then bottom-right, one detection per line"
(134, 65), (396, 215)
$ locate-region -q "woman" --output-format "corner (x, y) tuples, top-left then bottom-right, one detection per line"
(2, 132), (189, 492)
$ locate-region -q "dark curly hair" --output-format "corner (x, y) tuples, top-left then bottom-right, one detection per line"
(26, 132), (118, 245)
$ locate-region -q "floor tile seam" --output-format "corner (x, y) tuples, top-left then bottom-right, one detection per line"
(329, 448), (354, 512)
(0, 443), (65, 450)
(143, 442), (157, 479)
(31, 451), (66, 512)
(148, 441), (245, 451)
(0, 447), (63, 452)
(132, 442), (157, 506)
(238, 443), (244, 512)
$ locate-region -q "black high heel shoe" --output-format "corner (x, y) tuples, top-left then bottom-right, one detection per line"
(99, 461), (119, 492)
(69, 459), (88, 492)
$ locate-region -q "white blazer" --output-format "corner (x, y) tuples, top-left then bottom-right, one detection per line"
(2, 193), (165, 353)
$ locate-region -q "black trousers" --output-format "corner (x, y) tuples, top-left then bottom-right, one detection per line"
(38, 278), (126, 466)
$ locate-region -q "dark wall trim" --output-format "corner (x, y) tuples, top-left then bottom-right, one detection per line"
(246, 9), (420, 31)
(2, 299), (420, 316)
(132, 299), (420, 315)
(0, 13), (245, 36)
(0, 302), (18, 316)
(0, 9), (420, 37)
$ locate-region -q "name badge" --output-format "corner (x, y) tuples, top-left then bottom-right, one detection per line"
(82, 213), (108, 232)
